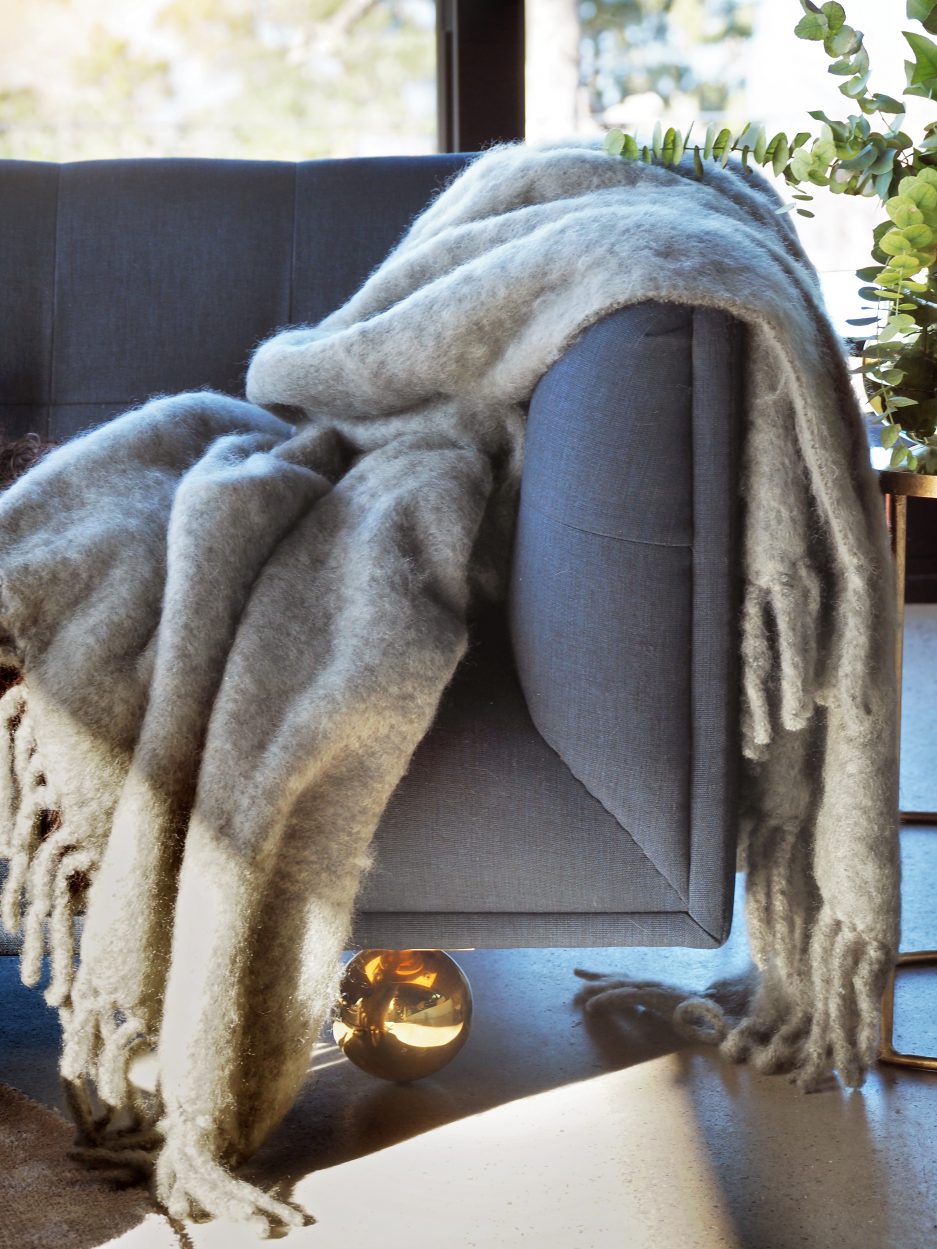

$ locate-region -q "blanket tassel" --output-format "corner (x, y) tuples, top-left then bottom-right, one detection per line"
(0, 682), (27, 856)
(574, 913), (893, 1091)
(154, 1124), (308, 1237)
(0, 681), (90, 1009)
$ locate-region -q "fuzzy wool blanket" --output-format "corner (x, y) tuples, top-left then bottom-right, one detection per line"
(0, 142), (899, 1233)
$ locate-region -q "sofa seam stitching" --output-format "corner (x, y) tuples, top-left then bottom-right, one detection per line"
(46, 164), (62, 434)
(520, 498), (692, 550)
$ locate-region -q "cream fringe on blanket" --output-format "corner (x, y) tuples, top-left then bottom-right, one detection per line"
(0, 141), (899, 1233)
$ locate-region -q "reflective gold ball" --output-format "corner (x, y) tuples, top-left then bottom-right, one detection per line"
(332, 949), (473, 1081)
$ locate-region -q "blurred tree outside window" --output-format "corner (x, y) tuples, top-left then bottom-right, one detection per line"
(527, 0), (753, 143)
(526, 0), (910, 331)
(0, 0), (437, 161)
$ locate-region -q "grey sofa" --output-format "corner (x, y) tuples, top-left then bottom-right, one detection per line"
(0, 154), (742, 953)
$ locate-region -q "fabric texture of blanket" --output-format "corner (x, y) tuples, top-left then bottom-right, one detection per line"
(0, 141), (899, 1233)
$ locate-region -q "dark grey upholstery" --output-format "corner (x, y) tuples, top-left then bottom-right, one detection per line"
(0, 155), (742, 951)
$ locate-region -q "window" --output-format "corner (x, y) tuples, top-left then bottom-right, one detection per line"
(525, 0), (911, 331)
(0, 0), (437, 161)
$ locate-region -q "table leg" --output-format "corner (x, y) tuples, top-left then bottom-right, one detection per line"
(879, 487), (937, 1071)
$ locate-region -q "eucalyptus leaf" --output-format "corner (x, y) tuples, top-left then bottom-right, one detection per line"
(838, 143), (875, 171)
(872, 94), (906, 112)
(905, 30), (937, 85)
(795, 13), (829, 40)
(599, 0), (937, 467)
(826, 24), (861, 56)
(881, 422), (901, 447)
(887, 196), (925, 228)
(902, 222), (934, 247)
(712, 128), (732, 158)
(604, 129), (626, 156)
(908, 0), (937, 35)
(869, 148), (897, 174)
(851, 45), (871, 75)
(841, 70), (871, 98)
(771, 135), (791, 177)
(822, 2), (846, 32)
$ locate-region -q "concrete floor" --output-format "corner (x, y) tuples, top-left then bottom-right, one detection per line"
(2, 609), (936, 1248)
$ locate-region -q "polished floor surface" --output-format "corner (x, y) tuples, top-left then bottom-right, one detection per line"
(2, 609), (936, 1248)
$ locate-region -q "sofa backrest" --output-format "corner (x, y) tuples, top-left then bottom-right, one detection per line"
(0, 154), (468, 443)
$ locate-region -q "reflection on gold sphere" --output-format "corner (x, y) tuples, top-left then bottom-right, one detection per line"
(332, 949), (473, 1081)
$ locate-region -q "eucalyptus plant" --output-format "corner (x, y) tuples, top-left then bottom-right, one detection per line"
(604, 0), (937, 473)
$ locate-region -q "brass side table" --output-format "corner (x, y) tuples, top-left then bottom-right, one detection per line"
(879, 469), (937, 1072)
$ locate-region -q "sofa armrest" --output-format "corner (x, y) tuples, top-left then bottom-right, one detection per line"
(508, 302), (741, 940)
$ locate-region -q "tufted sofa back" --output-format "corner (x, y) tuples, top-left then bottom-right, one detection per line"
(0, 154), (467, 443)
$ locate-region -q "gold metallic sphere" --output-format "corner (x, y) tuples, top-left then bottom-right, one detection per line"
(332, 949), (473, 1081)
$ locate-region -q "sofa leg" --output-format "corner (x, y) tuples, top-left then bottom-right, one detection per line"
(332, 949), (473, 1081)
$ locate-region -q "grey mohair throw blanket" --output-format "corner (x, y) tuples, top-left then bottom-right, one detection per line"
(0, 141), (899, 1232)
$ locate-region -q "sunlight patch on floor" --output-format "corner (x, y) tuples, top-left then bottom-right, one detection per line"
(185, 1057), (742, 1249)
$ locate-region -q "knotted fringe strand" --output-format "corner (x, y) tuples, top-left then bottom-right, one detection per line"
(1, 771), (49, 934)
(719, 910), (893, 1091)
(740, 567), (822, 763)
(572, 969), (725, 1035)
(45, 847), (93, 1006)
(0, 683), (27, 854)
(771, 567), (821, 735)
(64, 1067), (164, 1179)
(574, 911), (892, 1092)
(98, 1012), (150, 1109)
(20, 829), (79, 985)
(153, 1120), (307, 1237)
(740, 587), (772, 761)
(61, 993), (157, 1125)
(0, 678), (90, 1009)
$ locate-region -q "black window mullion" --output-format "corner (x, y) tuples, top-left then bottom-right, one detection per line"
(437, 0), (525, 153)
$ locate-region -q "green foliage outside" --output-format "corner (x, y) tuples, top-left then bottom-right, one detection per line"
(581, 0), (754, 121)
(0, 0), (436, 162)
(606, 0), (937, 474)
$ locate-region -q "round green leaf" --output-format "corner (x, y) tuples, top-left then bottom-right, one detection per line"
(903, 222), (935, 247)
(903, 178), (937, 210)
(881, 229), (911, 256)
(892, 253), (926, 276)
(822, 2), (846, 31)
(887, 196), (924, 228)
(881, 423), (901, 448)
(825, 23), (860, 56)
(604, 129), (626, 156)
(795, 12), (829, 39)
